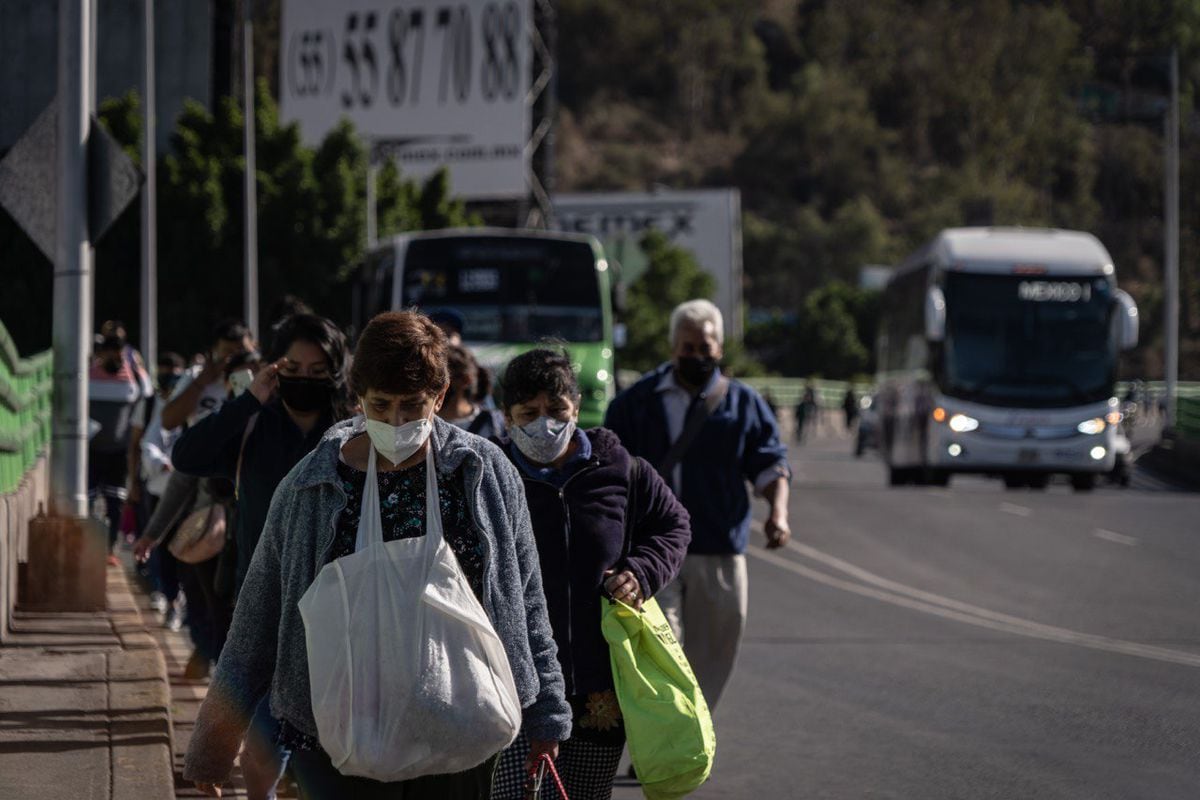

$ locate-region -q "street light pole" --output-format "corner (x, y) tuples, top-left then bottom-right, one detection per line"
(242, 0), (259, 338)
(1164, 49), (1180, 427)
(141, 0), (158, 371)
(51, 0), (94, 517)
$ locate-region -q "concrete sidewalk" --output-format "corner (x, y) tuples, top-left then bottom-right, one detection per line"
(0, 557), (174, 800)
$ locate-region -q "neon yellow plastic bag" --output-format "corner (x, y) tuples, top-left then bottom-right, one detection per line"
(602, 598), (716, 800)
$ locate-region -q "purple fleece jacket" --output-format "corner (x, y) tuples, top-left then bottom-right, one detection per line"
(497, 427), (692, 697)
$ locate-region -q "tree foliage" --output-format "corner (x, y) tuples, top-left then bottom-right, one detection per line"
(553, 0), (1200, 377)
(620, 232), (716, 372)
(0, 83), (476, 357)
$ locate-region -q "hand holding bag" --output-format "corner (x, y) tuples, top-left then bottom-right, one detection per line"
(600, 456), (715, 799)
(601, 598), (715, 800)
(297, 440), (522, 781)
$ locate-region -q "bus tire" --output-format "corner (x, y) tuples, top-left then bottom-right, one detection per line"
(1003, 473), (1026, 490)
(1070, 473), (1096, 492)
(1027, 473), (1050, 490)
(888, 467), (912, 487)
(927, 469), (951, 487)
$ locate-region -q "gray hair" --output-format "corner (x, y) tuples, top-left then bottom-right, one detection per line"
(670, 299), (724, 346)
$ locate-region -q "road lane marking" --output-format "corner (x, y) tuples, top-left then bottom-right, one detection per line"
(747, 541), (1200, 669)
(1093, 528), (1139, 546)
(999, 502), (1032, 517)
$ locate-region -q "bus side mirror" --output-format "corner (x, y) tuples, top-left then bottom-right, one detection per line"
(925, 287), (946, 342)
(613, 323), (629, 349)
(1114, 289), (1139, 350)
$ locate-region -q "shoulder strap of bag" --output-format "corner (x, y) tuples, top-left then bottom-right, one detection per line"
(622, 456), (641, 561)
(657, 375), (730, 479)
(234, 412), (260, 501)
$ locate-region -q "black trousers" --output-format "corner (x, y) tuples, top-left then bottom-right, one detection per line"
(290, 748), (498, 800)
(180, 554), (232, 662)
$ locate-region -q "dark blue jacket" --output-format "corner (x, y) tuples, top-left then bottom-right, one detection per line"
(497, 427), (691, 697)
(465, 407), (506, 440)
(172, 391), (333, 596)
(604, 364), (790, 555)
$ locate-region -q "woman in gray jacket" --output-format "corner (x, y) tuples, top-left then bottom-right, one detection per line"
(185, 311), (571, 799)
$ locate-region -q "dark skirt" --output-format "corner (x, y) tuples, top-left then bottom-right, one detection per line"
(289, 747), (498, 800)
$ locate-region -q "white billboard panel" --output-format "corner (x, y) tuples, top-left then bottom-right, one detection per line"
(280, 0), (530, 199)
(554, 189), (744, 339)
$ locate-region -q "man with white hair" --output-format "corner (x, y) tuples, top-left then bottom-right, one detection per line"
(605, 299), (791, 709)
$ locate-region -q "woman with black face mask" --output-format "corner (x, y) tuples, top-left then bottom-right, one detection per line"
(171, 312), (350, 800)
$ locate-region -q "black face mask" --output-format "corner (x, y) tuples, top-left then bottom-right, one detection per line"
(675, 356), (718, 388)
(158, 373), (180, 395)
(277, 375), (335, 414)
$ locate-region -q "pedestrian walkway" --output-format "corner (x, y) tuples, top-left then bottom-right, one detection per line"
(124, 555), (295, 799)
(0, 556), (174, 800)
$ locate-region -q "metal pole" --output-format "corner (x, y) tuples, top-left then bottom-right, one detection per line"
(51, 0), (94, 517)
(366, 160), (379, 249)
(141, 0), (158, 371)
(1164, 49), (1180, 427)
(242, 0), (259, 338)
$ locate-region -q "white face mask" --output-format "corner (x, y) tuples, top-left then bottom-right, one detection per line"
(511, 415), (576, 464)
(364, 414), (434, 465)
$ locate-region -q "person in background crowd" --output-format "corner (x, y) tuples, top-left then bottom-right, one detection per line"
(184, 311), (571, 799)
(129, 352), (187, 630)
(161, 320), (255, 431)
(89, 329), (153, 565)
(842, 387), (859, 432)
(489, 348), (690, 800)
(430, 308), (466, 347)
(799, 382), (818, 441)
(171, 314), (350, 800)
(604, 299), (792, 710)
(439, 344), (506, 439)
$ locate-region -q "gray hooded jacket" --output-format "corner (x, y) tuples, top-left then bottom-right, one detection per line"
(183, 417), (572, 783)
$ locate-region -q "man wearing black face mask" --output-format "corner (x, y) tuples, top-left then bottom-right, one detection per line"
(604, 299), (792, 712)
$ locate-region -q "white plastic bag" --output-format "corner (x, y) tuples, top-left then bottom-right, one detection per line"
(297, 442), (522, 781)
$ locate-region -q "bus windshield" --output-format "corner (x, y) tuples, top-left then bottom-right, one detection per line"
(942, 272), (1117, 408)
(400, 237), (603, 343)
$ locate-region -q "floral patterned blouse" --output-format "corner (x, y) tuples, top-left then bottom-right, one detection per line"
(278, 456), (484, 752)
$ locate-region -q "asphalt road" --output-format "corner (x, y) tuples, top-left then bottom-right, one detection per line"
(614, 429), (1200, 800)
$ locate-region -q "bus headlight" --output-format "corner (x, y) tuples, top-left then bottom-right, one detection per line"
(948, 414), (979, 433)
(1105, 410), (1122, 425)
(1090, 446), (1107, 460)
(1077, 418), (1106, 435)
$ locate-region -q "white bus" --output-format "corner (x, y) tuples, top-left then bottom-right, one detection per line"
(876, 227), (1139, 491)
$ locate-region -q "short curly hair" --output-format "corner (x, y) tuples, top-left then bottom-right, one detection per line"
(500, 347), (580, 410)
(350, 311), (449, 398)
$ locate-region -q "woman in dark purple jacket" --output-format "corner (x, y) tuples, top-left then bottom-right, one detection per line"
(489, 348), (691, 800)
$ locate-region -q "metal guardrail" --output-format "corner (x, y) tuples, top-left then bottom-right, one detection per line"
(0, 320), (53, 495)
(740, 378), (871, 410)
(1177, 397), (1200, 441)
(740, 377), (1200, 415)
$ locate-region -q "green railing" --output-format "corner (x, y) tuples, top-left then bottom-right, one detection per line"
(1177, 396), (1200, 441)
(740, 378), (871, 410)
(0, 321), (52, 495)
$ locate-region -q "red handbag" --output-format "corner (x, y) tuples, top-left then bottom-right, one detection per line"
(525, 754), (569, 800)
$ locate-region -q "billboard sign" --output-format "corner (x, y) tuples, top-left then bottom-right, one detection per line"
(280, 0), (530, 198)
(554, 189), (744, 338)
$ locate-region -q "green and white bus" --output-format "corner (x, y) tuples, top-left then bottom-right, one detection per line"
(353, 228), (616, 426)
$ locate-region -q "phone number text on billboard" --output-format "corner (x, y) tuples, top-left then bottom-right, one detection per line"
(281, 0), (530, 199)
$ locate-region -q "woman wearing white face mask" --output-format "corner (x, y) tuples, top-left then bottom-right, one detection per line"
(489, 349), (692, 800)
(185, 312), (572, 800)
